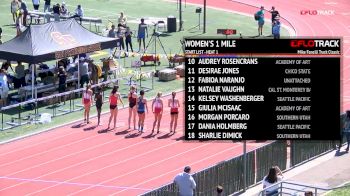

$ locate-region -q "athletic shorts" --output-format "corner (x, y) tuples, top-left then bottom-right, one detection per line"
(129, 102), (136, 108)
(83, 98), (90, 105)
(171, 112), (179, 115)
(96, 105), (102, 110)
(258, 20), (264, 27)
(138, 111), (145, 114)
(154, 107), (162, 114)
(110, 105), (117, 110)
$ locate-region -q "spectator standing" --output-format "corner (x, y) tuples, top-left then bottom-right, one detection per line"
(262, 166), (284, 196)
(18, 0), (28, 26)
(108, 25), (117, 57)
(11, 0), (20, 24)
(0, 69), (10, 106)
(125, 26), (134, 55)
(118, 12), (127, 27)
(272, 19), (280, 39)
(255, 6), (265, 36)
(58, 66), (67, 103)
(79, 57), (89, 88)
(94, 87), (103, 126)
(137, 18), (148, 52)
(270, 6), (280, 34)
(15, 62), (25, 88)
(116, 25), (125, 51)
(24, 69), (31, 85)
(342, 110), (350, 152)
(88, 57), (98, 85)
(43, 0), (50, 12)
(0, 27), (2, 44)
(58, 66), (67, 93)
(32, 0), (40, 11)
(52, 3), (60, 21)
(174, 166), (196, 196)
(15, 12), (22, 36)
(60, 2), (68, 16)
(71, 5), (84, 24)
(270, 6), (279, 23)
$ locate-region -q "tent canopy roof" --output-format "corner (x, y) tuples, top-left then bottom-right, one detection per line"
(0, 19), (117, 64)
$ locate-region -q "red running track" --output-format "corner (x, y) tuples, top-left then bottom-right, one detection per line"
(0, 92), (265, 195)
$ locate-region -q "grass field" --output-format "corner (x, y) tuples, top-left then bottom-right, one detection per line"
(326, 183), (350, 196)
(0, 0), (289, 142)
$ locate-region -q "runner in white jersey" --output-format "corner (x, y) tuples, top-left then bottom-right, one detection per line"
(151, 92), (163, 134)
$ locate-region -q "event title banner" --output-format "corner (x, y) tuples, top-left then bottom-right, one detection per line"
(184, 38), (341, 141)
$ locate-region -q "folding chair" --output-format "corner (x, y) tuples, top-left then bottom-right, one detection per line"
(157, 21), (166, 32)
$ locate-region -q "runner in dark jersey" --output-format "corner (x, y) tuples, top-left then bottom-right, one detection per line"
(136, 90), (148, 133)
(128, 85), (138, 130)
(94, 87), (103, 126)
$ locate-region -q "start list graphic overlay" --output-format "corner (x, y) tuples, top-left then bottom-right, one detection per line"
(184, 38), (341, 141)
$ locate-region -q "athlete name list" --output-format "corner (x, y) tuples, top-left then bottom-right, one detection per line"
(184, 38), (341, 140)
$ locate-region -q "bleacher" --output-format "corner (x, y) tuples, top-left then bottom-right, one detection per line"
(28, 11), (102, 32)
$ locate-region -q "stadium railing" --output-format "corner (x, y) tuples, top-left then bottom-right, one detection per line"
(290, 113), (347, 167)
(0, 79), (118, 131)
(141, 141), (285, 196)
(258, 180), (350, 196)
(142, 112), (349, 195)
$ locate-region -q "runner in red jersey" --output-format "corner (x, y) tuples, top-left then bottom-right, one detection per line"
(168, 91), (180, 133)
(107, 85), (124, 130)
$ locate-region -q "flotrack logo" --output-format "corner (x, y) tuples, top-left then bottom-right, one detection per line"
(300, 10), (335, 15)
(290, 39), (339, 48)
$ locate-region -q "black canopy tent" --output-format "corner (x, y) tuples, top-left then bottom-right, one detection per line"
(0, 19), (118, 99)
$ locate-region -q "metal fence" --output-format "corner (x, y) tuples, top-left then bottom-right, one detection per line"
(141, 142), (273, 196)
(256, 140), (287, 182)
(290, 113), (347, 167)
(192, 150), (255, 195)
(0, 79), (118, 131)
(142, 114), (348, 196)
(290, 140), (337, 167)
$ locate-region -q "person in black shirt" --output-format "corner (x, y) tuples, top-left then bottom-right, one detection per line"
(44, 0), (51, 12)
(95, 87), (103, 126)
(0, 27), (2, 44)
(58, 66), (67, 93)
(125, 26), (133, 56)
(52, 3), (60, 21)
(18, 0), (28, 26)
(270, 6), (279, 34)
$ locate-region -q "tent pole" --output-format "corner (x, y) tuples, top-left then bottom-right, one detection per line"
(32, 64), (35, 99)
(77, 54), (80, 89)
